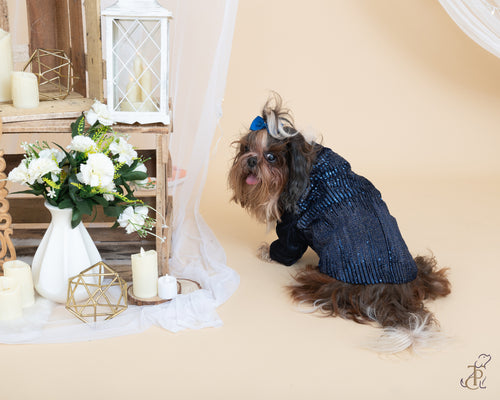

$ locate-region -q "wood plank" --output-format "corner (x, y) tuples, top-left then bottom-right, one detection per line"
(0, 94), (92, 123)
(83, 0), (104, 101)
(68, 0), (87, 96)
(0, 0), (8, 31)
(26, 0), (58, 74)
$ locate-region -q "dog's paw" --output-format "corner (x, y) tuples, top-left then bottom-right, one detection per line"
(257, 242), (273, 262)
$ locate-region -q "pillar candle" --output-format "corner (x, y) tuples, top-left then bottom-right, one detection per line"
(158, 275), (177, 300)
(3, 260), (35, 308)
(0, 28), (13, 102)
(0, 277), (23, 321)
(131, 248), (158, 298)
(11, 72), (39, 109)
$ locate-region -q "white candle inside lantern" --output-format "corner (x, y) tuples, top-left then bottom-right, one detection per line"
(0, 28), (13, 102)
(131, 247), (158, 298)
(158, 275), (177, 300)
(3, 260), (35, 308)
(11, 72), (39, 109)
(0, 277), (23, 321)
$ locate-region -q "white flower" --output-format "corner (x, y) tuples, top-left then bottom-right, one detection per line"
(85, 100), (114, 126)
(47, 188), (56, 198)
(109, 137), (137, 166)
(77, 153), (115, 188)
(27, 157), (61, 184)
(132, 163), (149, 187)
(67, 136), (97, 153)
(8, 160), (30, 185)
(117, 206), (149, 234)
(39, 148), (65, 164)
(101, 181), (116, 202)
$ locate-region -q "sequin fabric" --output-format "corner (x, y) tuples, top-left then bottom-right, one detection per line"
(269, 146), (417, 285)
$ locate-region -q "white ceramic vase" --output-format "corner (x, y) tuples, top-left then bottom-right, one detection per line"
(31, 202), (101, 303)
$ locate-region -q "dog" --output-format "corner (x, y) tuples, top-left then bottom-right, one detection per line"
(228, 93), (451, 354)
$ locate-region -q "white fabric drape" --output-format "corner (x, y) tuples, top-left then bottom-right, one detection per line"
(0, 0), (239, 343)
(439, 0), (500, 57)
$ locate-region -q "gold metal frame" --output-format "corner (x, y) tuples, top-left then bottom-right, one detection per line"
(66, 261), (128, 323)
(23, 48), (78, 101)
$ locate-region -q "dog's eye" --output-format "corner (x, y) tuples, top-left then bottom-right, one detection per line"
(242, 145), (250, 153)
(265, 153), (276, 163)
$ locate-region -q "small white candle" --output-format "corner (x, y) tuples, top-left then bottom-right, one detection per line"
(125, 77), (140, 103)
(0, 277), (23, 321)
(140, 68), (152, 101)
(131, 247), (158, 298)
(11, 71), (39, 109)
(158, 275), (177, 300)
(0, 28), (13, 102)
(3, 260), (35, 308)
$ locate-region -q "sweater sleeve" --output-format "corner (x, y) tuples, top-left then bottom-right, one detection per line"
(269, 212), (309, 266)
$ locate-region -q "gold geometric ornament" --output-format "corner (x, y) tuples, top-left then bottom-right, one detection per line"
(23, 49), (78, 101)
(66, 261), (128, 323)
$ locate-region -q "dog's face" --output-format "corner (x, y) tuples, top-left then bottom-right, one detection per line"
(228, 128), (317, 224)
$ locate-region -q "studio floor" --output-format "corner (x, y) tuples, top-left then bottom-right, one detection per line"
(1, 175), (499, 399)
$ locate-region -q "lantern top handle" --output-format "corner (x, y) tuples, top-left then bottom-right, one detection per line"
(102, 0), (173, 18)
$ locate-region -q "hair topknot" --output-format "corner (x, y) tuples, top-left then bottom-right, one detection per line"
(262, 92), (299, 139)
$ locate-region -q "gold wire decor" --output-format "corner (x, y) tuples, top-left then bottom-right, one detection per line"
(66, 261), (128, 323)
(23, 49), (78, 101)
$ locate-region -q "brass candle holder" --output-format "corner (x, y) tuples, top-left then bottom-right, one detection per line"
(66, 261), (128, 323)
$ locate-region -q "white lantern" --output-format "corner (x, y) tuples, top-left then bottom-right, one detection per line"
(102, 0), (172, 124)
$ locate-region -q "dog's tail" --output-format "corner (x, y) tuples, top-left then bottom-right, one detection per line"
(288, 255), (451, 354)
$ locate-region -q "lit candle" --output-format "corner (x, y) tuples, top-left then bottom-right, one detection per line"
(131, 247), (158, 298)
(0, 28), (13, 102)
(3, 260), (35, 308)
(11, 71), (39, 109)
(158, 275), (177, 300)
(0, 277), (23, 321)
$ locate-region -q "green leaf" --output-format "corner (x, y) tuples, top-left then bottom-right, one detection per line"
(76, 199), (93, 216)
(58, 198), (74, 209)
(93, 196), (108, 207)
(122, 171), (148, 181)
(103, 205), (123, 218)
(71, 208), (82, 229)
(71, 114), (86, 138)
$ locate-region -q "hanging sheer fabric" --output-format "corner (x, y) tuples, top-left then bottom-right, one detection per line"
(439, 0), (500, 57)
(0, 0), (239, 343)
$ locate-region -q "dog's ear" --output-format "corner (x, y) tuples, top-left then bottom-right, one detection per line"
(280, 133), (315, 212)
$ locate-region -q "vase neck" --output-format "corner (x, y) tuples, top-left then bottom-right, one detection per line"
(44, 202), (73, 226)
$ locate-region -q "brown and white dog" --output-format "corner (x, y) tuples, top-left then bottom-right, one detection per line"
(228, 93), (451, 354)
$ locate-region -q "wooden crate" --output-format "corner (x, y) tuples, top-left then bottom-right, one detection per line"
(0, 104), (173, 281)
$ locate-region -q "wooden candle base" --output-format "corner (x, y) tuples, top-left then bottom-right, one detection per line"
(127, 278), (201, 306)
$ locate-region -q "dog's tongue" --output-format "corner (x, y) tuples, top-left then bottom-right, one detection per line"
(245, 174), (259, 185)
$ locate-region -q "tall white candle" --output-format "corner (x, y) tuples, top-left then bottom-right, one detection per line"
(131, 247), (158, 298)
(0, 28), (13, 102)
(3, 260), (35, 308)
(0, 277), (23, 321)
(11, 72), (39, 109)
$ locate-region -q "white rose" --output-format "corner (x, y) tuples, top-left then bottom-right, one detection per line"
(68, 136), (97, 153)
(8, 160), (30, 185)
(117, 206), (148, 234)
(77, 153), (115, 188)
(109, 137), (137, 166)
(85, 100), (114, 126)
(27, 157), (61, 184)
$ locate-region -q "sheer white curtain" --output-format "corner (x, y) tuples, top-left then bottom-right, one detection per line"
(439, 0), (500, 57)
(0, 0), (239, 343)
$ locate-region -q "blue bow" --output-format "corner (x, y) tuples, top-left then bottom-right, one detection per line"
(250, 116), (267, 131)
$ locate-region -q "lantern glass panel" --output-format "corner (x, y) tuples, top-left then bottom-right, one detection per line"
(111, 18), (163, 113)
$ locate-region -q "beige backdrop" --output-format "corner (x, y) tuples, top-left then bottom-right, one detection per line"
(2, 1), (500, 399)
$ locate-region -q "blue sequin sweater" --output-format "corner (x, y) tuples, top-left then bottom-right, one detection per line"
(269, 146), (418, 285)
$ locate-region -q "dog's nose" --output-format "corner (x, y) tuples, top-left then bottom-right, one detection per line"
(247, 156), (257, 169)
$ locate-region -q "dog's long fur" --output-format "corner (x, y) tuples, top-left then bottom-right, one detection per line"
(229, 93), (451, 354)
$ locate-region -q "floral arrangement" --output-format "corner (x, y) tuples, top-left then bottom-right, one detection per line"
(8, 101), (160, 238)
